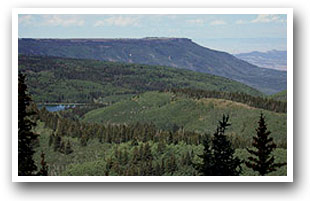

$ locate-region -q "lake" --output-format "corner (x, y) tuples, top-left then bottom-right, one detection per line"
(38, 104), (76, 112)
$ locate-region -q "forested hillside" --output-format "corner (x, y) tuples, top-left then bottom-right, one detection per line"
(18, 55), (263, 103)
(18, 55), (287, 177)
(270, 90), (287, 101)
(19, 38), (287, 94)
(30, 106), (286, 176)
(82, 91), (287, 147)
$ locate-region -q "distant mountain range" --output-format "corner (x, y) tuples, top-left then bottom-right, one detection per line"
(234, 50), (287, 71)
(18, 38), (287, 94)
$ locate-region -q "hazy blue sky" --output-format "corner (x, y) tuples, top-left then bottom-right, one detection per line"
(18, 14), (287, 54)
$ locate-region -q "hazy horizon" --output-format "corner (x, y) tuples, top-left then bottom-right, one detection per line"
(19, 14), (287, 54)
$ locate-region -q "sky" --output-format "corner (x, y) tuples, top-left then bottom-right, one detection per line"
(18, 14), (287, 54)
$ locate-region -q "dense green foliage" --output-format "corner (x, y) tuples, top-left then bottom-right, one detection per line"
(270, 90), (287, 101)
(19, 38), (287, 94)
(32, 120), (286, 176)
(37, 152), (48, 176)
(18, 74), (39, 176)
(17, 55), (287, 176)
(19, 74), (48, 176)
(58, 103), (106, 121)
(246, 113), (286, 175)
(83, 91), (287, 147)
(169, 88), (286, 113)
(196, 115), (242, 176)
(39, 107), (203, 146)
(28, 103), (286, 176)
(18, 55), (263, 103)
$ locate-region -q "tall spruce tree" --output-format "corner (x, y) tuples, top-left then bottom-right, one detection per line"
(246, 113), (286, 176)
(18, 73), (38, 176)
(64, 140), (73, 155)
(196, 135), (214, 175)
(197, 115), (242, 176)
(37, 152), (48, 176)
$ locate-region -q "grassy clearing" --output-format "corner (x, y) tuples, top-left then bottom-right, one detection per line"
(83, 91), (287, 145)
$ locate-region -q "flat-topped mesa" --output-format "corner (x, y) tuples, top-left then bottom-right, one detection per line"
(142, 37), (192, 42)
(18, 37), (287, 94)
(19, 37), (193, 43)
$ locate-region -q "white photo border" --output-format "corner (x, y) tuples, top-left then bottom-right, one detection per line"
(12, 7), (293, 182)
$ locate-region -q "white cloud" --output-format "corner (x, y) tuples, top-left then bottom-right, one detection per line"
(210, 20), (226, 26)
(155, 15), (177, 20)
(19, 15), (33, 25)
(42, 15), (85, 26)
(235, 19), (247, 24)
(186, 19), (204, 25)
(94, 16), (139, 27)
(235, 15), (286, 25)
(251, 14), (285, 23)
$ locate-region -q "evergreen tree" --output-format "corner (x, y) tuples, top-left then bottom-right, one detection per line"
(145, 160), (154, 175)
(122, 148), (129, 164)
(167, 131), (173, 144)
(48, 133), (54, 147)
(53, 135), (62, 151)
(97, 127), (104, 143)
(64, 140), (73, 155)
(80, 133), (88, 146)
(246, 113), (286, 176)
(157, 140), (166, 154)
(196, 115), (242, 176)
(167, 154), (177, 174)
(160, 159), (166, 174)
(183, 151), (192, 166)
(143, 142), (153, 161)
(132, 147), (139, 164)
(55, 119), (64, 136)
(172, 123), (179, 133)
(18, 73), (38, 176)
(131, 138), (139, 146)
(154, 162), (162, 175)
(195, 135), (214, 175)
(37, 152), (48, 176)
(59, 141), (65, 154)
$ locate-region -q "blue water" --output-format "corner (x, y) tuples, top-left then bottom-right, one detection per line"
(39, 105), (76, 112)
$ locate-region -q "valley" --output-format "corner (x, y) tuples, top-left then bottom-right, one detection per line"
(18, 41), (288, 177)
